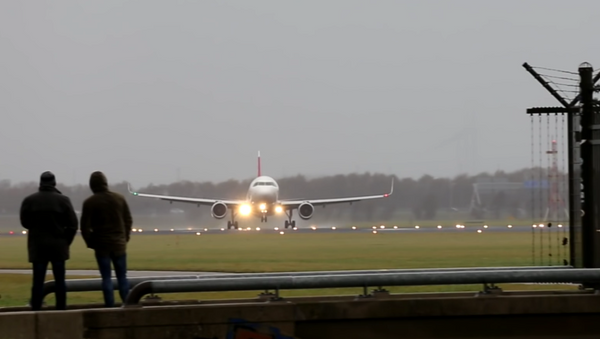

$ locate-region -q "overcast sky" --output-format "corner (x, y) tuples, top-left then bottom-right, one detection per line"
(1, 0), (598, 187)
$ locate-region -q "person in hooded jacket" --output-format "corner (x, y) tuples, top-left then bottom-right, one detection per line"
(20, 171), (79, 311)
(80, 171), (133, 307)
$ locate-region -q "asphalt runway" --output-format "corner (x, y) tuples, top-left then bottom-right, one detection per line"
(0, 224), (564, 237)
(137, 224), (558, 235)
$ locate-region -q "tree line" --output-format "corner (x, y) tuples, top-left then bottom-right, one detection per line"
(0, 166), (564, 222)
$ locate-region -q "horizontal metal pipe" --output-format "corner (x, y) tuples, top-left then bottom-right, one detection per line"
(42, 265), (570, 299)
(124, 268), (599, 306)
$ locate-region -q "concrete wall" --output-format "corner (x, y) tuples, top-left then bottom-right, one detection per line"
(1, 293), (600, 339)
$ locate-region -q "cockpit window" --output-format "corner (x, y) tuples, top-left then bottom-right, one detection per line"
(252, 181), (277, 187)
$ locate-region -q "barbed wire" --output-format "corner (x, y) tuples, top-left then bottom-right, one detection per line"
(532, 66), (579, 76)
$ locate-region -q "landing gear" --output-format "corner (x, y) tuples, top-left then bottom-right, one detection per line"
(284, 210), (296, 229)
(227, 210), (239, 229)
(260, 214), (268, 222)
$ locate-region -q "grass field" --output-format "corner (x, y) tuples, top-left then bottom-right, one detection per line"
(0, 231), (576, 307)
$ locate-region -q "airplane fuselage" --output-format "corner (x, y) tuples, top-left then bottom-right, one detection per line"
(245, 175), (281, 217)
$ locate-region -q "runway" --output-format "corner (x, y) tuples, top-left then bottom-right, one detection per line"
(128, 224), (556, 235)
(0, 224), (562, 237)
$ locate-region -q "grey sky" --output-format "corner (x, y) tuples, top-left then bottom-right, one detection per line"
(1, 0), (598, 187)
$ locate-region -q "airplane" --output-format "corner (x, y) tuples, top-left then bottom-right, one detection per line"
(127, 152), (394, 230)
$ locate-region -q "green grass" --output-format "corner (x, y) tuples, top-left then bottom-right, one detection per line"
(0, 231), (576, 307)
(0, 231), (559, 271)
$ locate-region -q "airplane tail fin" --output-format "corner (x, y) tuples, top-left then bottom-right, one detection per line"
(257, 151), (261, 177)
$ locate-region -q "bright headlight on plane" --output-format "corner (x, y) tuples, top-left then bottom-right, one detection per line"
(259, 203), (266, 210)
(240, 204), (251, 215)
(275, 206), (283, 213)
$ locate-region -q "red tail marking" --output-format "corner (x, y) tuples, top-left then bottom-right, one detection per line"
(257, 151), (261, 177)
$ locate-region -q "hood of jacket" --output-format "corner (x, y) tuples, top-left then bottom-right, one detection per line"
(89, 171), (109, 193)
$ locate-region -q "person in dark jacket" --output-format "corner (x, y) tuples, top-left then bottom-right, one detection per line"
(20, 171), (79, 311)
(80, 171), (133, 307)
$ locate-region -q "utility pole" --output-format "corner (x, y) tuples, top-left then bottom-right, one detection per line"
(523, 62), (600, 270)
(577, 63), (600, 268)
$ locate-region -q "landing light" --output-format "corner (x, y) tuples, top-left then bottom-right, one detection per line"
(259, 203), (266, 210)
(275, 206), (283, 213)
(240, 204), (251, 215)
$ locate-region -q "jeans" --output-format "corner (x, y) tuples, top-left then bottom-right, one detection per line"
(30, 260), (66, 311)
(95, 253), (129, 307)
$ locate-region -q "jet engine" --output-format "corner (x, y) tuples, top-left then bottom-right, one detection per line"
(298, 202), (314, 220)
(211, 202), (228, 219)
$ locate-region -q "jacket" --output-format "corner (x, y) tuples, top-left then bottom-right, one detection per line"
(20, 185), (79, 262)
(80, 171), (133, 257)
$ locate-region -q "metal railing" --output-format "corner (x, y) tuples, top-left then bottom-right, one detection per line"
(123, 267), (596, 306)
(41, 265), (571, 300)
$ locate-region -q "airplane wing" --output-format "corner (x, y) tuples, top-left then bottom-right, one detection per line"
(279, 178), (394, 209)
(126, 183), (245, 207)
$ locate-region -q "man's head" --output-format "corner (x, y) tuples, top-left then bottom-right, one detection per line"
(40, 171), (56, 187)
(89, 171), (109, 193)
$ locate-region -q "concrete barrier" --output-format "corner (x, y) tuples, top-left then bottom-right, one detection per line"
(0, 311), (35, 339)
(1, 292), (600, 339)
(0, 310), (83, 339)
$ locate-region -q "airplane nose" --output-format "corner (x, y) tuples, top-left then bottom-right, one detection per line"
(253, 187), (277, 203)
